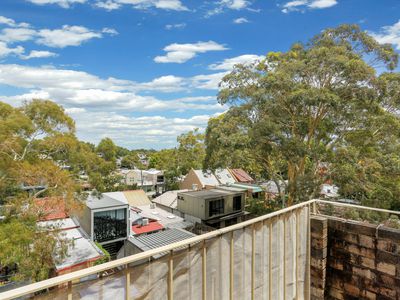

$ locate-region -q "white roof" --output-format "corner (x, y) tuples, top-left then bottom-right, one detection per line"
(135, 205), (193, 230)
(152, 190), (189, 209)
(37, 218), (78, 230)
(193, 170), (220, 188)
(56, 235), (102, 271)
(215, 169), (236, 185)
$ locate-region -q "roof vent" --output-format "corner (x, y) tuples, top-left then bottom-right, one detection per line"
(142, 218), (149, 226)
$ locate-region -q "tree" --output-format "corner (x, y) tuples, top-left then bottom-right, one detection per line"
(218, 24), (400, 206)
(0, 99), (80, 282)
(96, 138), (117, 162)
(204, 107), (262, 177)
(176, 129), (205, 175)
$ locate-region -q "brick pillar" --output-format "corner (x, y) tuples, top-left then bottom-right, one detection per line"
(310, 215), (328, 300)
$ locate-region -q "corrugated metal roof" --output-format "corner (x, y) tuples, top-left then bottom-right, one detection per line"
(230, 183), (263, 193)
(193, 170), (220, 187)
(131, 221), (164, 235)
(215, 168), (236, 185)
(229, 169), (254, 183)
(152, 189), (189, 209)
(122, 190), (151, 207)
(128, 228), (195, 253)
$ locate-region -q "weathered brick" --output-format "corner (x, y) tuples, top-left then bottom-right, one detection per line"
(329, 258), (344, 271)
(377, 226), (400, 243)
(376, 262), (396, 276)
(377, 239), (399, 254)
(377, 286), (397, 298)
(344, 282), (360, 297)
(345, 220), (377, 237)
(376, 250), (399, 265)
(311, 247), (327, 259)
(312, 236), (328, 249)
(346, 243), (376, 259)
(352, 266), (376, 280)
(359, 235), (376, 249)
(311, 286), (325, 299)
(328, 287), (344, 300)
(311, 257), (327, 269)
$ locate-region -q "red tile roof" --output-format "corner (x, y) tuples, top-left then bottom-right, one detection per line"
(132, 221), (163, 235)
(229, 169), (254, 183)
(33, 197), (68, 221)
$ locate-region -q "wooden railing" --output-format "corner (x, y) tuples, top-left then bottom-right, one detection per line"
(1, 199), (363, 300)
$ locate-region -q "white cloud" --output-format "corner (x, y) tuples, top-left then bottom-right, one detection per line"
(0, 16), (30, 28)
(0, 42), (24, 58)
(221, 0), (249, 10)
(154, 41), (228, 64)
(26, 0), (87, 8)
(95, 0), (188, 11)
(209, 54), (264, 71)
(191, 72), (228, 90)
(0, 28), (37, 43)
(370, 20), (400, 50)
(206, 0), (250, 17)
(165, 23), (186, 30)
(233, 17), (249, 24)
(37, 25), (102, 48)
(21, 50), (58, 60)
(0, 21), (116, 50)
(282, 0), (337, 13)
(102, 27), (119, 35)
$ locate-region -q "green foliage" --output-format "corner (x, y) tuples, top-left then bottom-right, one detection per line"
(94, 242), (111, 265)
(217, 24), (400, 207)
(96, 138), (117, 162)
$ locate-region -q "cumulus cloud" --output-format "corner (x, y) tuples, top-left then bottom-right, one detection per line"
(26, 0), (87, 8)
(0, 16), (117, 59)
(154, 41), (228, 64)
(165, 23), (186, 30)
(206, 0), (251, 17)
(233, 17), (249, 24)
(37, 25), (103, 48)
(95, 0), (188, 11)
(282, 0), (337, 13)
(0, 42), (24, 58)
(370, 20), (400, 50)
(209, 54), (264, 70)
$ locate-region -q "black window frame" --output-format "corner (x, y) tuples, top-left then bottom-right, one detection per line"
(233, 195), (242, 211)
(209, 198), (224, 217)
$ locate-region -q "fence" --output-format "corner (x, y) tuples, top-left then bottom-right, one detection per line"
(1, 199), (316, 300)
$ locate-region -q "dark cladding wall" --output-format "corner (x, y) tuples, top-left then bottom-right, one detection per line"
(311, 215), (400, 300)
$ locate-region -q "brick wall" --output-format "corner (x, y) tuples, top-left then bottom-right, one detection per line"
(310, 215), (400, 300)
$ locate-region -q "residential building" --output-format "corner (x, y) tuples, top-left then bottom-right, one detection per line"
(260, 180), (287, 199)
(76, 195), (129, 257)
(320, 183), (339, 198)
(179, 169), (219, 190)
(118, 169), (165, 196)
(177, 189), (247, 228)
(151, 189), (189, 214)
(229, 168), (255, 184)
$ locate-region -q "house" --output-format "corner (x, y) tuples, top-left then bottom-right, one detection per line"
(76, 195), (129, 257)
(33, 197), (68, 221)
(119, 228), (195, 264)
(177, 189), (247, 228)
(320, 183), (339, 199)
(229, 168), (255, 184)
(260, 180), (287, 199)
(104, 190), (151, 208)
(38, 218), (104, 276)
(179, 169), (220, 190)
(118, 169), (165, 196)
(151, 189), (189, 214)
(214, 168), (236, 185)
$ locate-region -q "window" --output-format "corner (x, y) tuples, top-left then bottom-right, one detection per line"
(209, 199), (224, 217)
(233, 195), (242, 211)
(93, 209), (127, 242)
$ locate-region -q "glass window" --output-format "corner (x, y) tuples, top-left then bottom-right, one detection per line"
(233, 195), (242, 211)
(93, 208), (127, 242)
(209, 199), (224, 217)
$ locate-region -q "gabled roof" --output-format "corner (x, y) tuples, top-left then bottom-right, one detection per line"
(193, 169), (220, 187)
(104, 190), (151, 208)
(214, 168), (236, 185)
(33, 197), (68, 221)
(152, 189), (189, 209)
(229, 168), (254, 183)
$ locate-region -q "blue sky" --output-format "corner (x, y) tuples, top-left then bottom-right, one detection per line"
(0, 0), (399, 149)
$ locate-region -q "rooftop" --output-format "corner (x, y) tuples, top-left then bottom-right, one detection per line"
(152, 189), (189, 209)
(178, 188), (241, 199)
(33, 197), (68, 221)
(131, 221), (164, 235)
(86, 194), (128, 210)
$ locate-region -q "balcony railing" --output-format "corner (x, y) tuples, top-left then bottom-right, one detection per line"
(2, 199), (399, 300)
